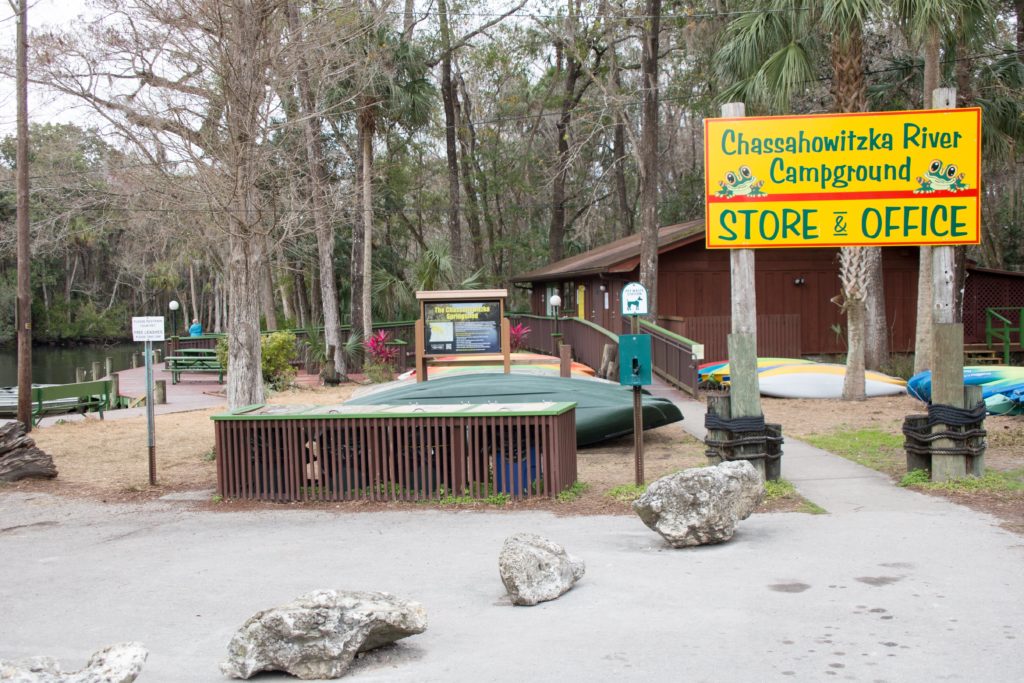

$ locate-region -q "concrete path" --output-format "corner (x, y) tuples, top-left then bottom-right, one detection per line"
(1, 383), (1023, 681)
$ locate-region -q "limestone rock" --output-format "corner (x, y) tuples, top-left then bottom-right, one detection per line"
(498, 533), (585, 606)
(0, 642), (147, 683)
(632, 460), (763, 548)
(220, 589), (427, 680)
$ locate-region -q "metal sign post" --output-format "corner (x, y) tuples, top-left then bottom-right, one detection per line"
(620, 283), (651, 485)
(132, 316), (164, 486)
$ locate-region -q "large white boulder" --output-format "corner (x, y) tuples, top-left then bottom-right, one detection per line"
(0, 642), (147, 683)
(632, 460), (763, 547)
(498, 533), (585, 606)
(220, 589), (427, 680)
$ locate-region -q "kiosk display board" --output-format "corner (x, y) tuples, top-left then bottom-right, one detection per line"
(424, 300), (501, 354)
(704, 108), (981, 249)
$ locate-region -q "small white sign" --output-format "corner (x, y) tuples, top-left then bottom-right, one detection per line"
(621, 282), (648, 316)
(132, 316), (166, 342)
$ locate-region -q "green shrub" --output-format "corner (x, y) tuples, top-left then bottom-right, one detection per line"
(899, 468), (930, 487)
(216, 331), (299, 390)
(363, 361), (394, 384)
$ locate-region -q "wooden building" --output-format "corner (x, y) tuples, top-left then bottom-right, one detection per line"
(511, 219), (1024, 360)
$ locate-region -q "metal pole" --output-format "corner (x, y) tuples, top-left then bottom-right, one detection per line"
(145, 340), (157, 485)
(15, 0), (32, 430)
(631, 314), (644, 485)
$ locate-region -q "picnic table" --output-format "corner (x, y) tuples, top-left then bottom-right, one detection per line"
(165, 354), (224, 385)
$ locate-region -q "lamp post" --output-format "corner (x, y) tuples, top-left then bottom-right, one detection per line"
(548, 293), (562, 353)
(169, 300), (179, 336)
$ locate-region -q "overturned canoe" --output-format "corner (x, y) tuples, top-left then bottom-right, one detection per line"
(345, 373), (683, 447)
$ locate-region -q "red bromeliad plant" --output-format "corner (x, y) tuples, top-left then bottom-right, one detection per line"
(509, 322), (531, 352)
(365, 330), (398, 365)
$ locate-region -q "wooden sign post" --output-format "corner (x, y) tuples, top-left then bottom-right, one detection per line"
(414, 290), (510, 382)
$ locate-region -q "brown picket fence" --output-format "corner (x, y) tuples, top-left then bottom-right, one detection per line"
(212, 403), (577, 502)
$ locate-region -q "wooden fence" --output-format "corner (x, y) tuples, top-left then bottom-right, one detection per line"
(509, 314), (619, 378)
(672, 314), (802, 361)
(621, 319), (701, 396)
(212, 403), (577, 502)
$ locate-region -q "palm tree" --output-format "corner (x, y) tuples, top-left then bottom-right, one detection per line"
(347, 23), (434, 340)
(893, 0), (997, 373)
(714, 0), (883, 399)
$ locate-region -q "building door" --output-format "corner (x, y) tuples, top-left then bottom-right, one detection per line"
(577, 284), (586, 319)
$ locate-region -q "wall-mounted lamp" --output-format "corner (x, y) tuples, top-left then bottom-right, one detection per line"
(793, 276), (806, 286)
(598, 283), (607, 292)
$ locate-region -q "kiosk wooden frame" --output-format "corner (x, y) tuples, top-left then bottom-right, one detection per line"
(414, 289), (511, 382)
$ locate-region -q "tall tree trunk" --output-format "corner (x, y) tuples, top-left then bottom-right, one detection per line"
(360, 116), (373, 340)
(437, 0), (463, 272)
(213, 275), (222, 333)
(457, 70), (497, 278)
(221, 0), (279, 409)
(638, 0), (661, 318)
(454, 66), (484, 273)
(279, 278), (293, 324)
(831, 22), (888, 371)
(189, 263), (200, 323)
(294, 269), (309, 329)
(261, 251), (277, 330)
(287, 1), (347, 375)
(914, 26), (941, 373)
(839, 247), (872, 401)
(350, 125), (366, 336)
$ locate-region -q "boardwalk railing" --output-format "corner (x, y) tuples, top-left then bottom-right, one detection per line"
(985, 307), (1024, 363)
(212, 403), (577, 502)
(508, 314), (619, 378)
(166, 321), (417, 373)
(620, 318), (701, 396)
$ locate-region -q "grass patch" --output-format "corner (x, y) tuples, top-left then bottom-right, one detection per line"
(556, 481), (590, 503)
(760, 478), (828, 515)
(899, 468), (931, 487)
(764, 479), (797, 500)
(804, 428), (904, 474)
(201, 448), (216, 462)
(904, 468), (1024, 493)
(799, 500), (828, 515)
(606, 483), (646, 503)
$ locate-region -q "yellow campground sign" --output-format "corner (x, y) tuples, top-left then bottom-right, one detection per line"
(704, 108), (981, 249)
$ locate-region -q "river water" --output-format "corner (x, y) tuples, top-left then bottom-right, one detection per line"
(0, 343), (141, 385)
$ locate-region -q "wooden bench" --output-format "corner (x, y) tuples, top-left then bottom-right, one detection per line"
(30, 380), (112, 426)
(165, 355), (224, 384)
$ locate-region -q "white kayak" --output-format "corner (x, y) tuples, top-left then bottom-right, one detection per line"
(758, 363), (907, 399)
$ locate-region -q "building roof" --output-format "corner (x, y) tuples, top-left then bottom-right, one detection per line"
(511, 219), (1024, 284)
(510, 220), (705, 283)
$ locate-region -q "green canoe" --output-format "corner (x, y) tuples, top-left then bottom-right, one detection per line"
(345, 373), (683, 447)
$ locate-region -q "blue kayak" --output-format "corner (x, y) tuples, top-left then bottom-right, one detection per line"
(907, 366), (1024, 415)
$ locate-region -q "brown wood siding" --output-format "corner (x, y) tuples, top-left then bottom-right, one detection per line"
(652, 244), (918, 355)
(963, 270), (1024, 343)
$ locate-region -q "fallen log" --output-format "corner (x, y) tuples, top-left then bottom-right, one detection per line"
(0, 421), (57, 482)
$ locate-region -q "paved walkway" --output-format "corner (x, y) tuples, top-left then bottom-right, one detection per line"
(1, 380), (1022, 681)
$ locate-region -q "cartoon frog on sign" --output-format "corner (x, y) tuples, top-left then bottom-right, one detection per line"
(715, 165), (766, 197)
(914, 159), (968, 193)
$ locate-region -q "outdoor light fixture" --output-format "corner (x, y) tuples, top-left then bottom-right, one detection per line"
(793, 277), (806, 286)
(169, 300), (180, 336)
(548, 293), (562, 337)
(599, 283), (606, 292)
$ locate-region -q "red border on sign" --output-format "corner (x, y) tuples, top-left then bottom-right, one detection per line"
(703, 108), (983, 249)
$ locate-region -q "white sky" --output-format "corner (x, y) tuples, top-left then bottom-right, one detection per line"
(0, 0), (96, 136)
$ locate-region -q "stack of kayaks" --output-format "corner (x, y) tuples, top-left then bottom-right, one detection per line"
(907, 366), (1024, 416)
(698, 358), (907, 399)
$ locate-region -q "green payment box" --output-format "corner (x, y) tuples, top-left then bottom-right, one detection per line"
(618, 334), (652, 386)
